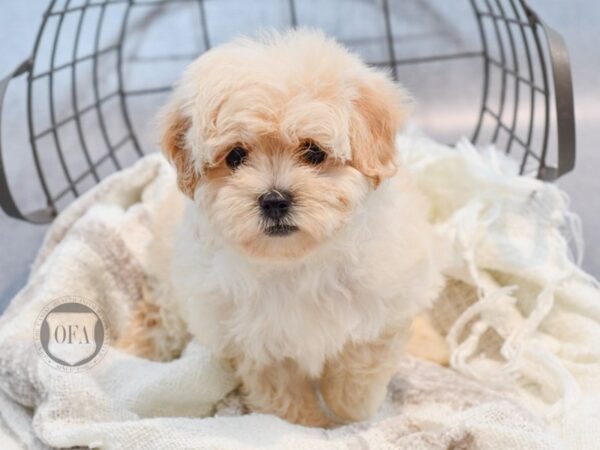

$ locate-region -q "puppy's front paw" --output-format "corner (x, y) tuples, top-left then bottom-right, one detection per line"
(319, 372), (388, 423)
(233, 356), (334, 428)
(319, 332), (403, 423)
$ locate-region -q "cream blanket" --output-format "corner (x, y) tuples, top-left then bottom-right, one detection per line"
(0, 133), (598, 449)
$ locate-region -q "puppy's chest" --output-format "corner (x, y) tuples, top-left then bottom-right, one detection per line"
(193, 262), (388, 370)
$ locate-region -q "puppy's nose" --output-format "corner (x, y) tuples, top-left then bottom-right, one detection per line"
(259, 190), (292, 220)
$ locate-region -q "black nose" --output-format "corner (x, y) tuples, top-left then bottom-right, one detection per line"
(259, 190), (292, 220)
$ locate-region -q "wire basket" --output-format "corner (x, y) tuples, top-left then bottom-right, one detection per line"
(0, 0), (575, 223)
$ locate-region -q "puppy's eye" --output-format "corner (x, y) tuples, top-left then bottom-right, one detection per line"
(302, 142), (326, 165)
(226, 146), (247, 169)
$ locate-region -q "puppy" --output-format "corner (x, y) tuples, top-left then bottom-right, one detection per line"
(119, 30), (446, 427)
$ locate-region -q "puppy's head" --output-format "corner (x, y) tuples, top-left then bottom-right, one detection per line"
(160, 30), (408, 261)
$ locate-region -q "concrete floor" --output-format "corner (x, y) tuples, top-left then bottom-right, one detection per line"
(0, 0), (598, 310)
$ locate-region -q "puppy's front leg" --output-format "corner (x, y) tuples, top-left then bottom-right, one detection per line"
(233, 356), (332, 427)
(320, 329), (404, 423)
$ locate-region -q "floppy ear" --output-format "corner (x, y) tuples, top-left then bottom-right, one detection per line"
(159, 103), (199, 198)
(350, 71), (407, 187)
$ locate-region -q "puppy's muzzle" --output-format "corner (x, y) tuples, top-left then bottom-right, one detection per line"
(259, 190), (292, 221)
(259, 190), (298, 237)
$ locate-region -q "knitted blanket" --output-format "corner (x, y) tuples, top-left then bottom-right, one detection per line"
(0, 132), (598, 449)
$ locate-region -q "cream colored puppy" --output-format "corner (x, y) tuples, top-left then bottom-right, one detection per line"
(120, 30), (446, 427)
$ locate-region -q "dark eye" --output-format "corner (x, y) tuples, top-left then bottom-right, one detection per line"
(226, 146), (247, 169)
(302, 142), (326, 165)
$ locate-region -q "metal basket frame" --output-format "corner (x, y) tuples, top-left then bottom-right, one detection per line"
(0, 0), (575, 224)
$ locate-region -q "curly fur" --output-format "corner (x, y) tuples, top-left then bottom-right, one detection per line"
(120, 29), (447, 427)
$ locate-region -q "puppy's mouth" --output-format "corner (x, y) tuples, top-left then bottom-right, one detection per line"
(264, 223), (299, 237)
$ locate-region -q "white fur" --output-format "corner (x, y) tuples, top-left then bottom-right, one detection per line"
(171, 170), (444, 377)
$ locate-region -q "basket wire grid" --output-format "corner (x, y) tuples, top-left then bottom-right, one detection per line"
(0, 0), (575, 223)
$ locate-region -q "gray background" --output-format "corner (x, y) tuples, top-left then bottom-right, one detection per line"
(0, 0), (598, 310)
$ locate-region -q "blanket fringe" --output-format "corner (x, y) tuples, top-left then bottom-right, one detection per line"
(439, 139), (599, 420)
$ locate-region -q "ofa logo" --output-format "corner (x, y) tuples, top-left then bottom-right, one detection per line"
(34, 296), (109, 372)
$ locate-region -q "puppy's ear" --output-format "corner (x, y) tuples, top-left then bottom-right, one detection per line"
(350, 71), (407, 187)
(159, 103), (199, 198)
